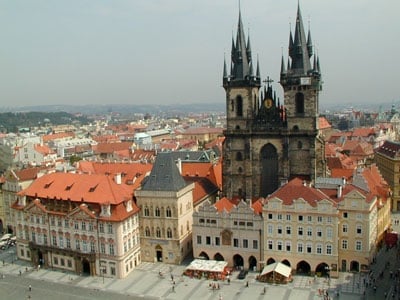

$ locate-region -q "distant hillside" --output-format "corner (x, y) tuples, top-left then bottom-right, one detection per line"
(0, 102), (225, 116)
(0, 111), (89, 133)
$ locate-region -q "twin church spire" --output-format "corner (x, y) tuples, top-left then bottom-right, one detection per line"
(223, 7), (260, 87)
(223, 3), (321, 86)
(281, 3), (321, 77)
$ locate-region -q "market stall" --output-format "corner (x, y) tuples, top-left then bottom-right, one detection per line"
(258, 262), (292, 284)
(184, 259), (229, 280)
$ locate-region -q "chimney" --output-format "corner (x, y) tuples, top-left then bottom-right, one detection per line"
(342, 177), (346, 186)
(337, 185), (342, 198)
(176, 158), (182, 174)
(114, 173), (122, 184)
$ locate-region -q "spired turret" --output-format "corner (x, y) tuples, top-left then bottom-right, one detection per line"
(280, 3), (321, 89)
(223, 8), (260, 88)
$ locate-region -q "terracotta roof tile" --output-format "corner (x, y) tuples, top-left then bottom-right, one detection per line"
(266, 178), (331, 207)
(19, 172), (133, 205)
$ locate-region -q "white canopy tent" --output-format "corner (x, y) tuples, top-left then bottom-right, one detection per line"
(186, 259), (228, 273)
(261, 262), (291, 278)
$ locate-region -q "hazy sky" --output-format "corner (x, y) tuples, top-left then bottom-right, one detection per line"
(0, 0), (399, 109)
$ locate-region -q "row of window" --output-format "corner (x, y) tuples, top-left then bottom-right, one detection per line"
(196, 235), (258, 249)
(342, 239), (363, 251)
(267, 213), (333, 223)
(267, 240), (333, 255)
(267, 225), (334, 239)
(144, 227), (174, 238)
(27, 232), (116, 255)
(143, 206), (173, 217)
(28, 214), (114, 234)
(342, 223), (363, 235)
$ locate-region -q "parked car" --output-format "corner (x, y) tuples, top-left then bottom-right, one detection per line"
(0, 240), (7, 250)
(237, 270), (248, 279)
(0, 234), (11, 242)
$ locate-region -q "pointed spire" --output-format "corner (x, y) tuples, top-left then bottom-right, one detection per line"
(249, 61), (254, 76)
(289, 2), (312, 75)
(287, 57), (291, 70)
(288, 29), (294, 57)
(307, 28), (313, 58)
(246, 30), (252, 62)
(256, 55), (260, 78)
(224, 4), (260, 87)
(223, 55), (228, 79)
(280, 55), (287, 75)
(313, 53), (317, 72)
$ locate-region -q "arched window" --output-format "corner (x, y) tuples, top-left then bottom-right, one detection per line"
(297, 141), (303, 149)
(166, 207), (172, 218)
(167, 228), (172, 239)
(295, 93), (304, 114)
(156, 227), (161, 238)
(236, 95), (243, 117)
(236, 152), (243, 161)
(155, 207), (160, 217)
(144, 206), (149, 216)
(145, 227), (150, 237)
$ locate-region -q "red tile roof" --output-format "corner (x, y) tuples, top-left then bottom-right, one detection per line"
(19, 172), (134, 205)
(76, 161), (152, 191)
(14, 167), (45, 181)
(266, 178), (332, 207)
(214, 197), (235, 213)
(318, 117), (331, 130)
(34, 144), (55, 155)
(94, 142), (133, 154)
(42, 132), (75, 142)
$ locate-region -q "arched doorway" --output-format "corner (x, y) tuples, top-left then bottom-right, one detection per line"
(233, 254), (244, 269)
(81, 259), (90, 276)
(198, 251), (209, 260)
(350, 261), (359, 272)
(266, 258), (275, 265)
(296, 261), (311, 275)
(155, 245), (163, 262)
(249, 256), (257, 271)
(214, 253), (224, 261)
(281, 259), (291, 267)
(315, 262), (330, 277)
(37, 250), (44, 266)
(341, 259), (347, 272)
(260, 144), (279, 197)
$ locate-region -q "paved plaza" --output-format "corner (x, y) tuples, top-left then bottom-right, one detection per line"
(2, 216), (400, 300)
(0, 257), (369, 300)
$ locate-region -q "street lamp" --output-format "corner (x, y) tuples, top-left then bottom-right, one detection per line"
(101, 266), (106, 284)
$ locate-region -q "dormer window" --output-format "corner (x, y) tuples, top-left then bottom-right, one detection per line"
(100, 204), (111, 217)
(126, 200), (132, 212)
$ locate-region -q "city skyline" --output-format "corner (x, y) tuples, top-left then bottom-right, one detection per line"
(0, 0), (399, 108)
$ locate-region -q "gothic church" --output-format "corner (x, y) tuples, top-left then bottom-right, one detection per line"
(222, 3), (326, 200)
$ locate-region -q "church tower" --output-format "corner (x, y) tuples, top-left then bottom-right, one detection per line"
(280, 3), (324, 181)
(222, 4), (325, 201)
(222, 7), (261, 200)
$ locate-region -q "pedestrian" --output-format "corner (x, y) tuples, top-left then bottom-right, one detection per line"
(172, 285), (175, 292)
(263, 286), (266, 294)
(246, 281), (249, 287)
(28, 284), (32, 292)
(19, 270), (21, 276)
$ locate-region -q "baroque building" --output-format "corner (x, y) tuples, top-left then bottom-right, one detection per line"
(222, 4), (325, 200)
(12, 172), (141, 279)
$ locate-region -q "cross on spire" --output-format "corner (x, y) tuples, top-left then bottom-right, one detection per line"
(263, 76), (274, 87)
